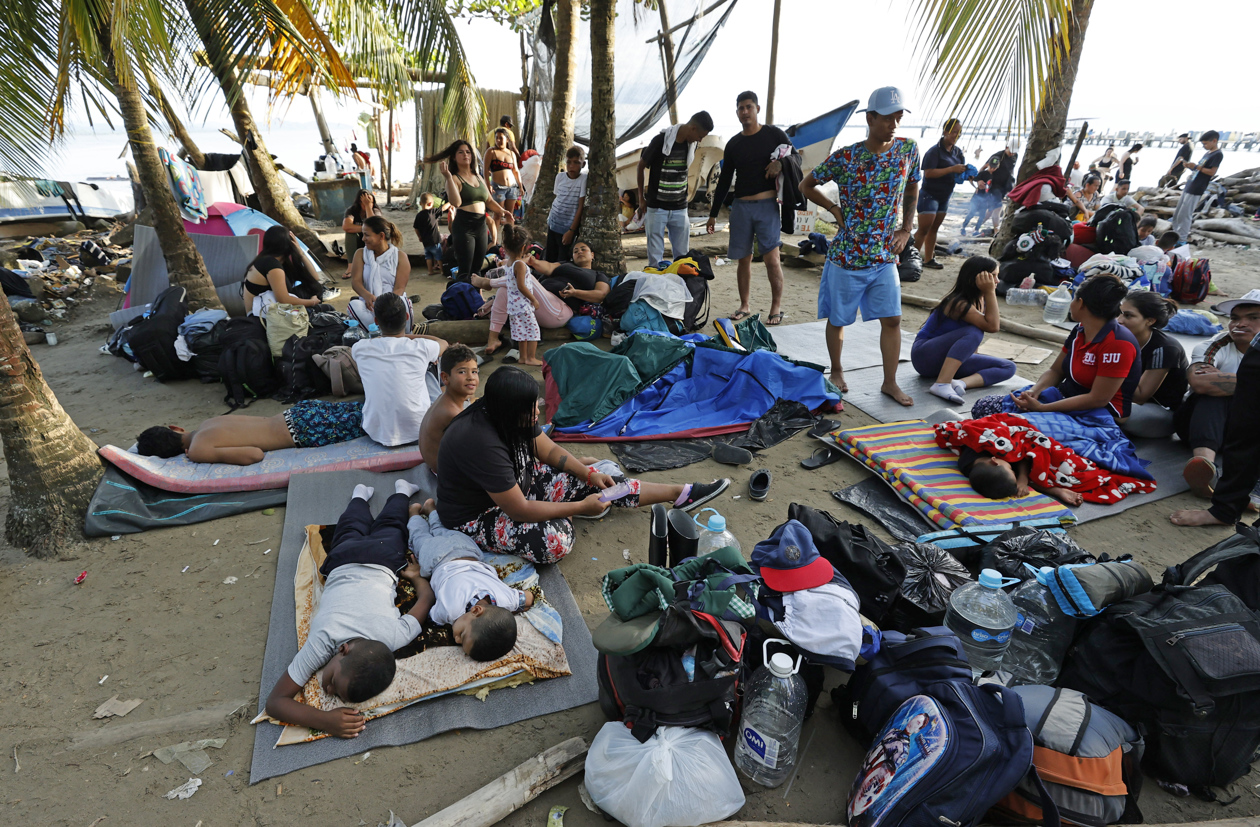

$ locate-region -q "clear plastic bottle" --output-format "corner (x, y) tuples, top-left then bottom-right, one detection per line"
(367, 323), (382, 339)
(944, 568), (1019, 675)
(1006, 567), (1078, 686)
(341, 319), (367, 347)
(1006, 288), (1046, 306)
(693, 508), (740, 556)
(1043, 282), (1073, 325)
(734, 644), (808, 787)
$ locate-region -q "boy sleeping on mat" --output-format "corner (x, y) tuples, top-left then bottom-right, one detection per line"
(264, 480), (534, 738)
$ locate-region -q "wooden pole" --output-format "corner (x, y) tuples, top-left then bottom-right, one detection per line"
(902, 293), (1066, 344)
(386, 106), (395, 206)
(407, 737), (588, 827)
(1066, 121), (1088, 181)
(766, 0), (782, 124)
(657, 2), (681, 124)
(309, 87), (338, 158)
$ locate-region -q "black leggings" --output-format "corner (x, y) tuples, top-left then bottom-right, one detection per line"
(451, 210), (488, 282)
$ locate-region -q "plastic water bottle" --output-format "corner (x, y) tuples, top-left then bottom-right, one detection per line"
(734, 642), (808, 787)
(944, 568), (1019, 675)
(1006, 567), (1078, 686)
(367, 323), (382, 339)
(1006, 288), (1046, 306)
(1043, 282), (1073, 325)
(341, 319), (367, 347)
(693, 508), (740, 555)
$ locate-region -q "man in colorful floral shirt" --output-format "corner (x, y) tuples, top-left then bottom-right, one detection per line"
(801, 86), (921, 406)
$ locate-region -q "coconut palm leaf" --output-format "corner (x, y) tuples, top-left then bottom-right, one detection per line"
(906, 0), (1075, 130)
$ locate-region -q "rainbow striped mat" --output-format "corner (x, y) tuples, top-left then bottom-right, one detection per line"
(826, 420), (1076, 530)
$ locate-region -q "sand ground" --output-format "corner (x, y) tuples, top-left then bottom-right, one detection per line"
(2, 200), (1259, 826)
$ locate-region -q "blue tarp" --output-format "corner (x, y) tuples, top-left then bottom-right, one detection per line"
(554, 343), (840, 440)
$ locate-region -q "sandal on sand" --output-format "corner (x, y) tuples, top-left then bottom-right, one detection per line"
(1183, 456), (1216, 499)
(728, 310), (751, 322)
(767, 311), (787, 326)
(801, 446), (842, 470)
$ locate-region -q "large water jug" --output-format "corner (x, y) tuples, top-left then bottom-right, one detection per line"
(1006, 567), (1078, 686)
(734, 641), (808, 787)
(367, 323), (382, 339)
(1043, 282), (1073, 325)
(694, 508), (740, 556)
(944, 568), (1019, 674)
(341, 319), (367, 347)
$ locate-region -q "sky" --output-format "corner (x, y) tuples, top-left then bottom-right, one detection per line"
(53, 0), (1260, 182)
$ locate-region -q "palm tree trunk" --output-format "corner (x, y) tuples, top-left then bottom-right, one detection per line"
(524, 0), (578, 241)
(145, 64), (207, 169)
(585, 0), (625, 276)
(0, 296), (103, 557)
(989, 0), (1094, 258)
(104, 45), (223, 311)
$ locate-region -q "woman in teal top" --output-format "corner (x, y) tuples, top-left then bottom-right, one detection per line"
(427, 140), (514, 283)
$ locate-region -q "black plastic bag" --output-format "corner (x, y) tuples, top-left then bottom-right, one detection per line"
(977, 527), (1095, 580)
(832, 478), (935, 543)
(892, 542), (972, 618)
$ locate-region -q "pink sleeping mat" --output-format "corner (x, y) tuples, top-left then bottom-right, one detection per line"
(99, 437), (425, 494)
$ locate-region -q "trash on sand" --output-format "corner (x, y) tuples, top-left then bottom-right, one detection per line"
(245, 537), (269, 545)
(225, 770), (234, 776)
(110, 535), (121, 541)
(181, 566), (190, 573)
(732, 495), (741, 500)
(98, 675), (108, 685)
(354, 751), (372, 765)
(154, 738), (226, 774)
(213, 539), (219, 546)
(163, 778), (202, 800)
(264, 549), (272, 555)
(262, 508), (276, 516)
(93, 695), (143, 719)
(622, 549), (631, 561)
(74, 571), (87, 585)
(549, 805), (569, 827)
(578, 783), (602, 815)
(222, 576), (238, 585)
(378, 812), (406, 827)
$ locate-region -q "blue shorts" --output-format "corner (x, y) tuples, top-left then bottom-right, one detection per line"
(817, 260), (901, 327)
(917, 190), (951, 215)
(728, 198), (782, 260)
(491, 183), (520, 204)
(424, 242), (442, 261)
(283, 400), (366, 448)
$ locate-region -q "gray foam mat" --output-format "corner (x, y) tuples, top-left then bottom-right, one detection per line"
(771, 319), (910, 373)
(1072, 436), (1192, 524)
(249, 466), (598, 784)
(839, 361), (1028, 424)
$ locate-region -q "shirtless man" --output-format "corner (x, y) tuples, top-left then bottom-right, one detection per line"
(419, 345), (480, 473)
(137, 400), (366, 465)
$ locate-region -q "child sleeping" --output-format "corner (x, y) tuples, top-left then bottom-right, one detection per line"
(937, 413), (1158, 506)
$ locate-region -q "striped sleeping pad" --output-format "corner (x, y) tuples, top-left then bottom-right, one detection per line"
(827, 420), (1076, 530)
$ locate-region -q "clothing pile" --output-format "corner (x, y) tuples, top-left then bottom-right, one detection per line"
(1073, 252), (1145, 286)
(996, 202), (1075, 293)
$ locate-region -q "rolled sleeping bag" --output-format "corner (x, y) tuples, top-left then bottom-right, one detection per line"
(1040, 560), (1153, 618)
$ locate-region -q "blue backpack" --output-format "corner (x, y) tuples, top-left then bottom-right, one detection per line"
(833, 626), (972, 746)
(848, 681), (1044, 827)
(440, 282), (484, 320)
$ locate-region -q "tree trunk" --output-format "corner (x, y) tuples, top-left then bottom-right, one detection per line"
(524, 0), (579, 241)
(0, 296), (103, 557)
(766, 0), (783, 124)
(584, 0), (625, 276)
(145, 65), (207, 169)
(309, 87), (338, 157)
(989, 0), (1094, 259)
(104, 45), (222, 311)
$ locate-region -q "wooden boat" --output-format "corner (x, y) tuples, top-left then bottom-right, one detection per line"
(0, 178), (128, 226)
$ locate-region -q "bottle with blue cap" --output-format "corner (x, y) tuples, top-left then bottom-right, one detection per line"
(734, 640), (808, 787)
(341, 319), (367, 347)
(1005, 566), (1078, 686)
(944, 568), (1019, 675)
(367, 323), (382, 339)
(693, 508), (740, 556)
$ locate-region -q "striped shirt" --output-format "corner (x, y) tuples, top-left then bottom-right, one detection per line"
(547, 171), (588, 233)
(641, 132), (691, 210)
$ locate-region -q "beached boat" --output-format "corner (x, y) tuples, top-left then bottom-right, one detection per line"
(0, 178), (129, 226)
(613, 100), (859, 204)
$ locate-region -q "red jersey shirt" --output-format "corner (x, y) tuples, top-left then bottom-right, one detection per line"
(1060, 320), (1141, 418)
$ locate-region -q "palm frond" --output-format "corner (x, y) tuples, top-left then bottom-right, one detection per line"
(384, 0), (484, 139)
(906, 0), (1075, 131)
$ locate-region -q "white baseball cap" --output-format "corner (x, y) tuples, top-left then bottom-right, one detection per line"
(1212, 289), (1260, 315)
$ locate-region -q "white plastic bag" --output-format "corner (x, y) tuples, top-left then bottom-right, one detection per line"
(585, 723), (744, 827)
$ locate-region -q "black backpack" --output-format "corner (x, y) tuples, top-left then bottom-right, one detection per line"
(602, 277), (635, 320)
(274, 314), (347, 403)
(597, 605), (746, 743)
(126, 286), (194, 382)
(1094, 207), (1139, 255)
(186, 316), (267, 383)
(1057, 530), (1260, 789)
(219, 338), (279, 410)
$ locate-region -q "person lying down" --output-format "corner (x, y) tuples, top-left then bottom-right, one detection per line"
(264, 480), (534, 739)
(935, 413), (1157, 506)
(136, 400), (367, 465)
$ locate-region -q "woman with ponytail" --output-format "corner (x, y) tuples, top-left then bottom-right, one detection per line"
(1119, 290), (1187, 438)
(349, 215), (412, 329)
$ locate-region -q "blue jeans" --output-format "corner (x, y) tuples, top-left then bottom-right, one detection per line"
(645, 207), (690, 267)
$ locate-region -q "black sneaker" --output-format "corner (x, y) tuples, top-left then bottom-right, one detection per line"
(923, 259), (944, 269)
(677, 478), (731, 511)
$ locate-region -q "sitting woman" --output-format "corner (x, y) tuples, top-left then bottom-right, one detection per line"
(341, 189), (382, 277)
(911, 255), (1016, 405)
(1118, 290), (1188, 439)
(974, 275), (1141, 423)
(243, 226), (325, 317)
(1071, 174), (1102, 223)
(435, 367), (729, 564)
(348, 216), (412, 330)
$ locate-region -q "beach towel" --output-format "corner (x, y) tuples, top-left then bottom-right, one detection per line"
(251, 525), (569, 746)
(935, 414), (1157, 504)
(991, 387), (1153, 480)
(99, 437), (425, 494)
(827, 420), (1076, 530)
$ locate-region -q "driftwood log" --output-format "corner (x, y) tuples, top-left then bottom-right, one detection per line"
(902, 294), (1066, 345)
(414, 318), (571, 343)
(1194, 218), (1260, 240)
(1194, 231), (1259, 247)
(408, 737), (589, 827)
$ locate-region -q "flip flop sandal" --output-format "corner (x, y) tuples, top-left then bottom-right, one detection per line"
(807, 419), (841, 439)
(767, 312), (787, 326)
(728, 310), (751, 322)
(801, 446), (843, 470)
(1183, 456), (1216, 499)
